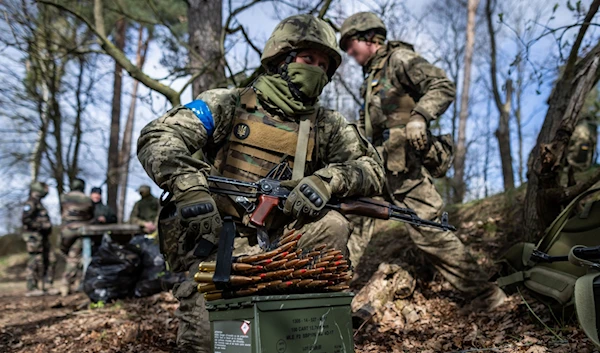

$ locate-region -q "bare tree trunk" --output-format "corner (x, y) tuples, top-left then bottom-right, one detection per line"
(67, 57), (85, 182)
(486, 0), (515, 192)
(31, 80), (50, 182)
(515, 57), (525, 185)
(188, 0), (225, 97)
(117, 26), (151, 223)
(106, 17), (126, 212)
(50, 92), (64, 195)
(452, 0), (480, 203)
(484, 99), (492, 197)
(523, 0), (600, 238)
(496, 79), (515, 190)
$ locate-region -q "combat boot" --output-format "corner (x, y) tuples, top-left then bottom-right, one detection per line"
(25, 289), (46, 297)
(26, 278), (37, 291)
(44, 278), (60, 296)
(462, 286), (507, 313)
(59, 284), (71, 297)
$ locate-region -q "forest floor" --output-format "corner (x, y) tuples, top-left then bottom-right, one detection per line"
(0, 184), (598, 352)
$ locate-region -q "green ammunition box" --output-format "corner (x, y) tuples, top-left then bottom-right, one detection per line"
(207, 293), (355, 353)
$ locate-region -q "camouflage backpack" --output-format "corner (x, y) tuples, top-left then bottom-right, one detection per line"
(497, 187), (600, 305)
(496, 188), (600, 347)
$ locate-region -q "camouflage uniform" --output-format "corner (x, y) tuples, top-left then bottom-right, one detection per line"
(567, 116), (597, 172)
(129, 185), (159, 227)
(22, 182), (56, 291)
(137, 15), (384, 351)
(341, 12), (495, 298)
(59, 179), (94, 294)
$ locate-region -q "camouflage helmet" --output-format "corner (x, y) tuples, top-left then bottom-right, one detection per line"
(339, 12), (387, 51)
(30, 181), (49, 197)
(261, 14), (341, 78)
(71, 178), (85, 192)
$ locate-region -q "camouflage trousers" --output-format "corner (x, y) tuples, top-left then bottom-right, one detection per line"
(59, 228), (83, 288)
(351, 163), (492, 296)
(23, 232), (57, 288)
(173, 209), (353, 352)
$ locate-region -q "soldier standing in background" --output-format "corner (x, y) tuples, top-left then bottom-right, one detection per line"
(89, 186), (117, 253)
(59, 178), (94, 296)
(137, 14), (384, 351)
(22, 181), (57, 296)
(340, 12), (505, 311)
(129, 185), (159, 234)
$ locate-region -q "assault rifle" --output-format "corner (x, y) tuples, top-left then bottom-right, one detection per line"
(207, 175), (456, 231)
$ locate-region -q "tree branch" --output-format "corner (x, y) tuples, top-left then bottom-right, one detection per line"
(93, 0), (106, 37)
(546, 167), (600, 204)
(485, 0), (503, 112)
(37, 0), (181, 105)
(564, 0), (600, 78)
(318, 0), (333, 19)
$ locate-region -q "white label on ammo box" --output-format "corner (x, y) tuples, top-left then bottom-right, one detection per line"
(213, 320), (252, 353)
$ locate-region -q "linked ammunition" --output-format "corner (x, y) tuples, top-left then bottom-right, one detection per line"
(326, 285), (349, 291)
(306, 280), (329, 288)
(265, 259), (288, 270)
(198, 262), (256, 272)
(272, 251), (290, 261)
(193, 273), (255, 286)
(197, 284), (217, 293)
(262, 269), (294, 279)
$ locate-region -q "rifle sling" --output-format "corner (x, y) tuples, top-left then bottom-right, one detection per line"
(213, 216), (236, 290)
(292, 111), (317, 180)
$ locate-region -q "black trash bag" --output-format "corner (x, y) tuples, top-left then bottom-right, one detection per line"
(83, 240), (142, 303)
(130, 235), (185, 297)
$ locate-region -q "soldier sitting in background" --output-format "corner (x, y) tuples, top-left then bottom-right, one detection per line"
(59, 178), (94, 296)
(22, 181), (57, 296)
(129, 184), (159, 234)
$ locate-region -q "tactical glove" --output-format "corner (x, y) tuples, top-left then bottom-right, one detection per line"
(281, 175), (331, 218)
(175, 187), (222, 256)
(406, 113), (428, 151)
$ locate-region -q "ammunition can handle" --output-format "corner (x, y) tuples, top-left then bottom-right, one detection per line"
(250, 195), (280, 226)
(338, 200), (390, 220)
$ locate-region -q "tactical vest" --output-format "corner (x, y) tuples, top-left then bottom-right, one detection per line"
(22, 197), (51, 233)
(363, 41), (417, 140)
(214, 89), (317, 183)
(61, 191), (94, 229)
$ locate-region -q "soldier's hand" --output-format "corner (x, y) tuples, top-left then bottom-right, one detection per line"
(281, 175), (331, 218)
(97, 216), (106, 223)
(406, 113), (428, 151)
(175, 188), (222, 240)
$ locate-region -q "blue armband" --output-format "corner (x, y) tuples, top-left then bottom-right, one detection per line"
(184, 100), (215, 136)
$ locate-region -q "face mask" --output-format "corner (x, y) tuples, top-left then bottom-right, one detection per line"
(286, 62), (329, 100)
